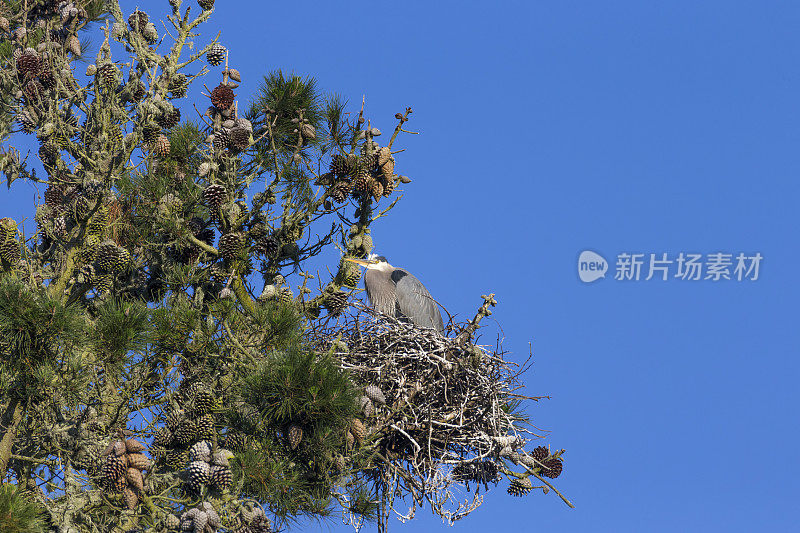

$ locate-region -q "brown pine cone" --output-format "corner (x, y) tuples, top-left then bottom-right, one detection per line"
(210, 84), (235, 110)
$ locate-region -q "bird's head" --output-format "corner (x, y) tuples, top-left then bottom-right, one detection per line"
(344, 255), (391, 271)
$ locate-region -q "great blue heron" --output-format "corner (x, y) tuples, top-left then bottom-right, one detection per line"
(344, 255), (444, 333)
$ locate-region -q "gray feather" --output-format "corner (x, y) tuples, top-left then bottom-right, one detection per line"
(393, 269), (444, 332)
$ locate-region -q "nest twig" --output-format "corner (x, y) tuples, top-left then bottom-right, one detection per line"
(310, 296), (571, 529)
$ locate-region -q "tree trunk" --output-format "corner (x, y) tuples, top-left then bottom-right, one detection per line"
(0, 397), (24, 481)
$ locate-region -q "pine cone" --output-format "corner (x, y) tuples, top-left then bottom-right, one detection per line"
(452, 462), (474, 482)
(286, 424), (303, 450)
(207, 43), (226, 66)
(351, 172), (369, 197)
(209, 465), (232, 490)
(125, 467), (144, 491)
(95, 241), (130, 273)
(202, 184), (226, 210)
(142, 23), (159, 43)
(113, 439), (127, 457)
(125, 439), (146, 453)
(152, 428), (173, 449)
(507, 477), (533, 497)
(474, 461), (499, 484)
(195, 413), (215, 441)
(365, 384), (386, 405)
(349, 419), (366, 446)
(254, 235), (279, 257)
(340, 263), (361, 287)
(541, 456), (563, 479)
(222, 431), (247, 452)
(382, 176), (395, 196)
(379, 155), (396, 176)
(192, 388), (218, 416)
(38, 68), (55, 89)
(168, 73), (188, 98)
(212, 129), (230, 152)
(187, 460), (211, 491)
(203, 503), (222, 529)
(153, 134), (171, 158)
(189, 440), (212, 463)
(166, 407), (185, 431)
(97, 63), (117, 86)
(334, 455), (346, 473)
(0, 217), (17, 242)
(210, 84), (235, 110)
(377, 146), (392, 167)
(52, 217), (67, 239)
(157, 106), (181, 129)
(38, 142), (58, 166)
(369, 177), (384, 201)
(43, 186), (63, 208)
(532, 446), (549, 463)
(16, 53), (40, 78)
(142, 125), (160, 144)
(127, 10), (149, 31)
(198, 0), (216, 11)
(325, 290), (348, 317)
(329, 181), (351, 203)
(108, 475), (127, 493)
(277, 287), (294, 305)
(218, 232), (244, 261)
(173, 419), (198, 445)
(165, 514), (180, 529)
(65, 35), (82, 55)
(360, 234), (373, 255)
(127, 453), (150, 471)
(129, 80), (147, 101)
(101, 455), (126, 484)
(165, 449), (189, 470)
(359, 396), (374, 417)
(330, 153), (357, 178)
(248, 222), (267, 241)
(93, 274), (113, 294)
(360, 151), (378, 172)
(109, 125), (124, 145)
(229, 126), (250, 152)
(24, 79), (44, 102)
(212, 449), (233, 467)
(16, 109), (37, 133)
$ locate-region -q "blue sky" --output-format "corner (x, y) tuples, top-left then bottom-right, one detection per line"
(3, 1), (800, 531)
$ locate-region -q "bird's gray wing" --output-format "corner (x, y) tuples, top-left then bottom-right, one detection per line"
(392, 269), (444, 332)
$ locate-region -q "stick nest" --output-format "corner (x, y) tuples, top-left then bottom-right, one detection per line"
(310, 296), (570, 528)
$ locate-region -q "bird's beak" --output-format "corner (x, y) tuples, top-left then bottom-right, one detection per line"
(344, 258), (374, 267)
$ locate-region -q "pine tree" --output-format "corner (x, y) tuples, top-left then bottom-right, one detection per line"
(0, 1), (570, 531)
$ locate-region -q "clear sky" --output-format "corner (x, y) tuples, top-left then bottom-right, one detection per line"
(2, 1), (800, 531)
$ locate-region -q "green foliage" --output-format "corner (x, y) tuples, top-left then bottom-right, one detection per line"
(89, 298), (151, 362)
(152, 296), (198, 353)
(347, 486), (379, 522)
(501, 397), (529, 425)
(231, 346), (360, 520)
(323, 93), (349, 150)
(247, 297), (305, 351)
(249, 70), (324, 158)
(0, 483), (47, 533)
(240, 347), (358, 430)
(167, 122), (205, 168)
(0, 276), (85, 372)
